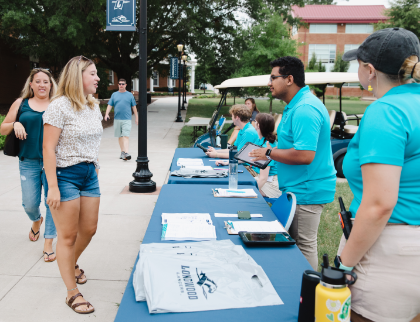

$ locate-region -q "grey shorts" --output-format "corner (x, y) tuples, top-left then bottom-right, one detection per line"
(114, 119), (132, 137)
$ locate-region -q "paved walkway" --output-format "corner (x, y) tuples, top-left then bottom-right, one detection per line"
(0, 97), (188, 321)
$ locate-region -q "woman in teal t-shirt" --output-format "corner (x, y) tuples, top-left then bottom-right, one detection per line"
(338, 28), (420, 322)
(0, 69), (58, 262)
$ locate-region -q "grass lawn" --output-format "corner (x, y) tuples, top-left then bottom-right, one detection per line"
(178, 96), (358, 271)
(193, 89), (215, 94)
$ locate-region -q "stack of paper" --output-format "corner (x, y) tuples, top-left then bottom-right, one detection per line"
(176, 158), (204, 167)
(161, 213), (216, 241)
(213, 188), (258, 198)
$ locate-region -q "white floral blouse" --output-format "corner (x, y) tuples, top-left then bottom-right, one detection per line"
(43, 96), (103, 168)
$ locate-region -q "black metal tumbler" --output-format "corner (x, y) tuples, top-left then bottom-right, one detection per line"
(298, 270), (322, 322)
(220, 134), (228, 149)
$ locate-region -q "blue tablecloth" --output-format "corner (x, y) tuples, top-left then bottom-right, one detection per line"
(115, 184), (311, 321)
(168, 148), (257, 187)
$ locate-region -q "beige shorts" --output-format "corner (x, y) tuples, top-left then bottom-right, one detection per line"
(338, 224), (420, 322)
(245, 167), (281, 199)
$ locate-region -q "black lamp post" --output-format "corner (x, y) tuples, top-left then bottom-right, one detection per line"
(175, 42), (184, 122)
(181, 52), (187, 110)
(129, 0), (156, 193)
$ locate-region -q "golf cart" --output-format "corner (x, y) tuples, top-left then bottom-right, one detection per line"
(193, 72), (362, 178)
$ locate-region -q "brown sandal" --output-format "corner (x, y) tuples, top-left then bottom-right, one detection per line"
(66, 293), (94, 314)
(75, 264), (87, 284)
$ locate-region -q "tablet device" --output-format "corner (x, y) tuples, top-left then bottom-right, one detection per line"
(234, 142), (271, 169)
(239, 232), (296, 246)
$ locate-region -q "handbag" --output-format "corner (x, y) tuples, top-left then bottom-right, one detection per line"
(3, 100), (24, 157)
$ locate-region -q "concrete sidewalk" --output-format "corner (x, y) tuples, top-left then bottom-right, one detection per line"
(0, 97), (188, 321)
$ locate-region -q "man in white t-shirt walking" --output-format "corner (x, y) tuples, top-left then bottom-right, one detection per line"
(104, 78), (138, 160)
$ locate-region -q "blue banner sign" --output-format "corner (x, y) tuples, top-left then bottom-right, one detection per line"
(170, 57), (179, 79)
(106, 0), (136, 31)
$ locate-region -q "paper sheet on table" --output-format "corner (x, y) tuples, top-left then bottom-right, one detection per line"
(177, 158), (204, 166)
(161, 213), (212, 224)
(213, 188), (258, 198)
(161, 223), (216, 241)
(225, 220), (286, 234)
(215, 213), (263, 218)
(180, 166), (214, 171)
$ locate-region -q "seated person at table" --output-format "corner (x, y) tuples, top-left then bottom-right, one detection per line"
(228, 98), (260, 145)
(205, 104), (259, 159)
(217, 113), (281, 198)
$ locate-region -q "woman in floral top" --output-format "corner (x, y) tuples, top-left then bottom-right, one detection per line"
(43, 56), (102, 314)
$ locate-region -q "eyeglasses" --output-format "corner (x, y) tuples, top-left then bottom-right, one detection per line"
(118, 83), (126, 85)
(268, 75), (289, 83)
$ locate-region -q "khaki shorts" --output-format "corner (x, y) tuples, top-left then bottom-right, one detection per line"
(245, 167), (282, 199)
(338, 224), (420, 322)
(114, 119), (132, 137)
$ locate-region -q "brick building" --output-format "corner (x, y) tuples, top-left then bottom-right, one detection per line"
(291, 5), (388, 96)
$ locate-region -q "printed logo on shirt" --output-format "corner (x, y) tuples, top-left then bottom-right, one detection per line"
(178, 265), (218, 300)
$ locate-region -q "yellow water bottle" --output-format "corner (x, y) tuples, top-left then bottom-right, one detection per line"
(315, 254), (357, 322)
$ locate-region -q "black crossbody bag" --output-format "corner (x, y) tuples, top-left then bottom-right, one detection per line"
(3, 100), (24, 157)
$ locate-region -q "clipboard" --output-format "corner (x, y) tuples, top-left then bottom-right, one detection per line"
(234, 142), (271, 169)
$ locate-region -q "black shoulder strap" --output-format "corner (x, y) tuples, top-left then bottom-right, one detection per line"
(16, 99), (25, 122)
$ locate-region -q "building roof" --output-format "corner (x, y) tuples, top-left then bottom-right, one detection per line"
(214, 72), (360, 89)
(291, 5), (388, 23)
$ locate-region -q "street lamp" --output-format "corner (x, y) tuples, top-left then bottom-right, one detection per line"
(181, 52), (188, 110)
(175, 42), (184, 122)
(129, 0), (156, 193)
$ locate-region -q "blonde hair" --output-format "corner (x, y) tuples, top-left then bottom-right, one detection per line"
(20, 69), (57, 100)
(52, 56), (98, 111)
(362, 56), (420, 83)
(229, 104), (252, 123)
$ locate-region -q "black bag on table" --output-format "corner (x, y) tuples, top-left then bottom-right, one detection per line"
(3, 100), (24, 157)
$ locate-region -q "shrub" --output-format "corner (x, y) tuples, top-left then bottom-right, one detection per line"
(0, 115), (6, 150)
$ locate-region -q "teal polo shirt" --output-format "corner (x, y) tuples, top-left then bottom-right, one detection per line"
(234, 122), (259, 150)
(252, 137), (278, 177)
(343, 83), (420, 225)
(277, 86), (336, 205)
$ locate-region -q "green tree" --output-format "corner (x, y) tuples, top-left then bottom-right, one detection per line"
(305, 53), (327, 97)
(332, 51), (350, 72)
(375, 0), (420, 38)
(229, 9), (299, 112)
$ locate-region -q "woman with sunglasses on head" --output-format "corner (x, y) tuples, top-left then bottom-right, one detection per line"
(227, 98), (260, 145)
(0, 68), (58, 262)
(43, 56), (102, 314)
(337, 28), (420, 322)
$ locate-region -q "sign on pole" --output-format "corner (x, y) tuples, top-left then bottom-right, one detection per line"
(106, 0), (136, 31)
(169, 57), (178, 79)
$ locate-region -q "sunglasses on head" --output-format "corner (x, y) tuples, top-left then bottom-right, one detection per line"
(77, 55), (92, 66)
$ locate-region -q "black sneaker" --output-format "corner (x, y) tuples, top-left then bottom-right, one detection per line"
(123, 152), (131, 161)
(120, 152), (124, 159)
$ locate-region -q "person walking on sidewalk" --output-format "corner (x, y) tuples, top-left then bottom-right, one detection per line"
(104, 78), (138, 161)
(43, 56), (102, 314)
(0, 68), (58, 262)
(249, 56), (337, 270)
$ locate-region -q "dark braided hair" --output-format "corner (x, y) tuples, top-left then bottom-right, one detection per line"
(255, 113), (276, 144)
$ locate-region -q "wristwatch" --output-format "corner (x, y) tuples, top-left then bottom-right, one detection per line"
(334, 255), (354, 272)
(265, 149), (272, 160)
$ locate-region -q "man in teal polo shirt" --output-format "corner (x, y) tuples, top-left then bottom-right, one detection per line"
(250, 56), (336, 269)
(205, 104), (259, 158)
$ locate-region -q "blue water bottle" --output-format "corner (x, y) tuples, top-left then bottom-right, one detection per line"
(229, 146), (238, 189)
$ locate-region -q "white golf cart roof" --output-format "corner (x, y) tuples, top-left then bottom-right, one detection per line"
(214, 72), (359, 89)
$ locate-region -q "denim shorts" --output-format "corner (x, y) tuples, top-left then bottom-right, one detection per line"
(57, 162), (101, 202)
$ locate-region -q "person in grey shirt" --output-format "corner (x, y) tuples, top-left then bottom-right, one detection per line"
(104, 78), (138, 160)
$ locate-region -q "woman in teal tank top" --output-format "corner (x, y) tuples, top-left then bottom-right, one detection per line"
(0, 68), (58, 262)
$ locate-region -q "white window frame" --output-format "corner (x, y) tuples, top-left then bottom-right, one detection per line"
(108, 70), (114, 85)
(345, 24), (373, 34)
(344, 44), (361, 75)
(153, 71), (159, 87)
(308, 44), (337, 72)
(309, 24), (337, 34)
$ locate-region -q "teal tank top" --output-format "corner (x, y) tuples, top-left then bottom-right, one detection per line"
(18, 99), (44, 160)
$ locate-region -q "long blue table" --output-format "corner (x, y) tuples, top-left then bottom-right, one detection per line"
(115, 184), (311, 321)
(168, 148), (257, 186)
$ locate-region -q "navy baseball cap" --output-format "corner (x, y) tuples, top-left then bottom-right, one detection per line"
(342, 27), (420, 75)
